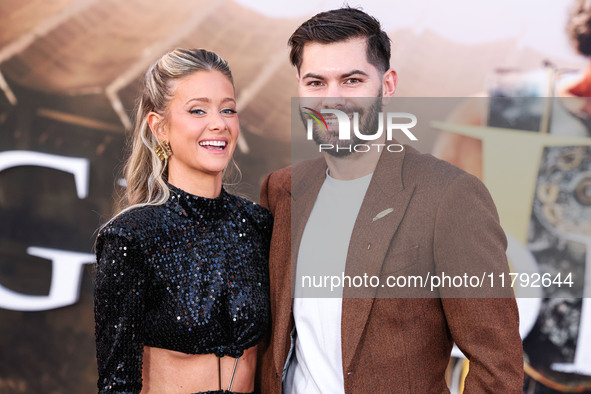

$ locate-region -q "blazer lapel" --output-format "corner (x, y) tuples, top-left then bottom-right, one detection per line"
(273, 158), (327, 376)
(341, 149), (416, 372)
(291, 158), (328, 271)
(271, 193), (295, 377)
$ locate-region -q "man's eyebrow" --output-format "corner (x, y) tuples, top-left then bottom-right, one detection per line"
(342, 70), (369, 78)
(301, 72), (325, 80)
(301, 70), (370, 80)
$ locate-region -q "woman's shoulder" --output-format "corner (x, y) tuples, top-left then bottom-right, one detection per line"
(226, 192), (273, 224)
(99, 204), (166, 240)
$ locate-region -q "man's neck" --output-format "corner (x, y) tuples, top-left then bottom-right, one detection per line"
(323, 144), (383, 180)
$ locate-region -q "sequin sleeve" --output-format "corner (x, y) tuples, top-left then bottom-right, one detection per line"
(94, 227), (146, 393)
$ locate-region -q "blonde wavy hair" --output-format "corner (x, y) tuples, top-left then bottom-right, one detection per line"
(113, 48), (235, 219)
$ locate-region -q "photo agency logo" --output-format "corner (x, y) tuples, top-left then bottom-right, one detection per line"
(302, 106), (418, 154)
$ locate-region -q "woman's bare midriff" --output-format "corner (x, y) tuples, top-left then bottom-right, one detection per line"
(141, 345), (257, 393)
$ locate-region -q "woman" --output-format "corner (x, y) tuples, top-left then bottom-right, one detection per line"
(94, 48), (272, 394)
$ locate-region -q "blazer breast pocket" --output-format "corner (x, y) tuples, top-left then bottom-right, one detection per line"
(377, 244), (433, 298)
(379, 244), (420, 277)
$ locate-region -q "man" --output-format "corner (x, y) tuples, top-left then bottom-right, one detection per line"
(257, 7), (523, 393)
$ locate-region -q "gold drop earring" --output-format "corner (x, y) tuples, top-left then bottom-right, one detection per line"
(154, 140), (172, 161)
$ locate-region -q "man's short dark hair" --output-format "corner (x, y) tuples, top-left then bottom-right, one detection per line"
(288, 7), (391, 74)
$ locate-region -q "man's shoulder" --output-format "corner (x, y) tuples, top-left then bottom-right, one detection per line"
(403, 145), (464, 176)
(265, 157), (325, 190)
(401, 145), (472, 187)
(267, 165), (291, 183)
(397, 146), (498, 215)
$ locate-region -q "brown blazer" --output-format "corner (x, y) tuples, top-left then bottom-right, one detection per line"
(257, 146), (523, 393)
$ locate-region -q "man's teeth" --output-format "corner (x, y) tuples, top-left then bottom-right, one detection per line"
(199, 140), (227, 147)
(325, 115), (354, 125)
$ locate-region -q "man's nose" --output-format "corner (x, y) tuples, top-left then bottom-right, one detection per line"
(322, 83), (346, 108)
(325, 82), (344, 98)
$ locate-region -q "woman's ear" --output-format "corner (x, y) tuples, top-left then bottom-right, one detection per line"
(147, 112), (166, 139)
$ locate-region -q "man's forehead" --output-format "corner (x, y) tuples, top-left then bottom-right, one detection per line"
(299, 37), (377, 76)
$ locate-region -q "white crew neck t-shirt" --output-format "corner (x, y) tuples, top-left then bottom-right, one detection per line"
(286, 171), (373, 394)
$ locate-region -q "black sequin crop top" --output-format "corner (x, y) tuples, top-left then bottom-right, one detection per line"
(94, 184), (272, 393)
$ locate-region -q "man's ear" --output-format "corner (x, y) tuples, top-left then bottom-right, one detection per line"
(147, 111), (166, 139)
(382, 69), (397, 98)
(381, 69), (398, 107)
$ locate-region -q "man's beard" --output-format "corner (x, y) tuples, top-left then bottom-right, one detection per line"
(300, 95), (383, 158)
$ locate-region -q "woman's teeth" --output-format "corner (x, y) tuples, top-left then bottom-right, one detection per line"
(199, 140), (227, 150)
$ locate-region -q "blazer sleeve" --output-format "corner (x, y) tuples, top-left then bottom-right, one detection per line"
(94, 229), (146, 394)
(433, 172), (524, 393)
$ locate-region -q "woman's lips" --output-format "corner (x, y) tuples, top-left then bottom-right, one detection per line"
(198, 139), (228, 152)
